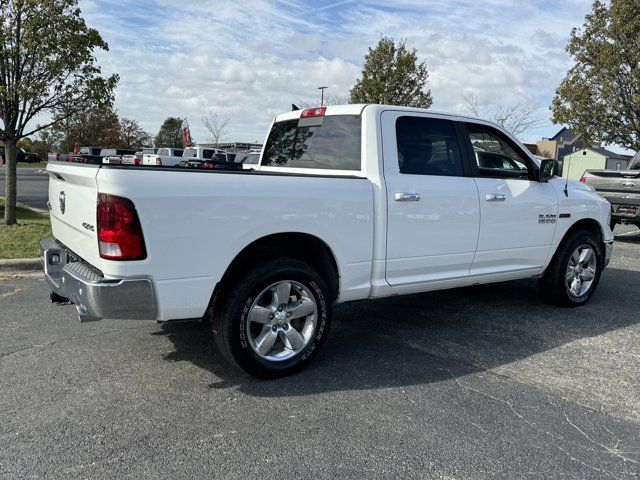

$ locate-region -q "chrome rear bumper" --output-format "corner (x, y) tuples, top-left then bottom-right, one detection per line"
(40, 237), (157, 322)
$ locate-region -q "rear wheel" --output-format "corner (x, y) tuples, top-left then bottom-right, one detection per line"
(539, 230), (603, 307)
(211, 258), (332, 378)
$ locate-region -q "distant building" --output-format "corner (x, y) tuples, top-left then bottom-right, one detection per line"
(561, 147), (633, 180)
(536, 127), (585, 161)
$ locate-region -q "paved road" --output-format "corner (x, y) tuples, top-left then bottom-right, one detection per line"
(0, 165), (49, 210)
(1, 228), (639, 479)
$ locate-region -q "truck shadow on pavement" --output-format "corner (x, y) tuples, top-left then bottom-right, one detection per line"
(614, 231), (640, 244)
(157, 267), (640, 396)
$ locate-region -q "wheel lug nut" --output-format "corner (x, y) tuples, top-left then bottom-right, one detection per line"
(283, 323), (288, 329)
(286, 312), (292, 318)
(271, 325), (277, 331)
(269, 313), (274, 319)
(277, 306), (283, 312)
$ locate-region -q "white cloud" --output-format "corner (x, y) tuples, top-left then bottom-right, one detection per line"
(76, 0), (593, 143)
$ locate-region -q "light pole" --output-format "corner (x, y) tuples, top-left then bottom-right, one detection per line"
(317, 86), (328, 106)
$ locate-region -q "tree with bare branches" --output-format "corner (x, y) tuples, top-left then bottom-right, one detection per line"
(201, 112), (230, 146)
(463, 92), (546, 138)
(0, 0), (117, 225)
(296, 94), (350, 109)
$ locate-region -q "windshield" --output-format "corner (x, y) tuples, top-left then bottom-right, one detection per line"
(630, 152), (640, 170)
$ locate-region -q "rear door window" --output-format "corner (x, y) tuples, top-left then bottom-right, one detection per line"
(395, 116), (464, 176)
(262, 115), (361, 170)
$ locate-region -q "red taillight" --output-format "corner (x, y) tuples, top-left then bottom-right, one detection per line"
(301, 107), (326, 118)
(134, 156), (141, 165)
(155, 157), (162, 166)
(56, 153), (60, 161)
(579, 175), (586, 183)
(119, 156), (124, 165)
(203, 162), (214, 169)
(97, 193), (146, 260)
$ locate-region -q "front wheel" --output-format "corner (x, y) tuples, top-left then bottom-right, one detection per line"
(539, 230), (604, 307)
(211, 258), (332, 378)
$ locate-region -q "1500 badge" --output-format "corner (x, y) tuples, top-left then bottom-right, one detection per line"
(538, 214), (557, 224)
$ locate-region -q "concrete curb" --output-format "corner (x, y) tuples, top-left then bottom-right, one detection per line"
(0, 258), (42, 272)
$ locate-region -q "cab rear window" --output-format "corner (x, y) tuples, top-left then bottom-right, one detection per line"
(262, 115), (361, 170)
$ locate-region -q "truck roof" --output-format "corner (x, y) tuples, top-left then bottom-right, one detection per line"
(274, 103), (501, 128)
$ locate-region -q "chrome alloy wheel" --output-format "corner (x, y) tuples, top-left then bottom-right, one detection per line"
(246, 280), (318, 361)
(565, 244), (597, 297)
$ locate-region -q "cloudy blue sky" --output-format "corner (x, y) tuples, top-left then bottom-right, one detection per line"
(79, 0), (594, 144)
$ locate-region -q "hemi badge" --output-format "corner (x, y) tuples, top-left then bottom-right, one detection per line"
(559, 213), (571, 219)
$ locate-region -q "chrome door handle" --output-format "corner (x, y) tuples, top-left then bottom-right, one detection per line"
(394, 192), (421, 202)
(485, 194), (507, 201)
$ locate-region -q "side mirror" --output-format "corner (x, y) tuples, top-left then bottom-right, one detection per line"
(539, 158), (556, 182)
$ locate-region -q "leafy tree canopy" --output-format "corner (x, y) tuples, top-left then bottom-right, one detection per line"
(53, 102), (120, 152)
(0, 0), (117, 224)
(350, 37), (433, 108)
(551, 0), (640, 150)
(155, 117), (184, 148)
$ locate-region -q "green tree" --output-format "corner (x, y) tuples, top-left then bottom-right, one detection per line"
(155, 117), (183, 148)
(16, 137), (33, 152)
(31, 127), (61, 160)
(551, 0), (640, 150)
(0, 0), (117, 225)
(117, 118), (152, 150)
(53, 103), (120, 153)
(350, 37), (433, 108)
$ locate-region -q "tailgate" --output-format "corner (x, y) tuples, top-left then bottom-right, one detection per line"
(47, 162), (101, 267)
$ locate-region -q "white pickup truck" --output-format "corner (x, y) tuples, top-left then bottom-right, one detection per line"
(142, 147), (184, 166)
(41, 104), (614, 378)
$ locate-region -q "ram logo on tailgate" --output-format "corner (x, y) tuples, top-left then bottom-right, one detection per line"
(58, 191), (65, 214)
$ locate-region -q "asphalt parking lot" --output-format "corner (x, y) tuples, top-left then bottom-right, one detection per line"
(1, 227), (639, 479)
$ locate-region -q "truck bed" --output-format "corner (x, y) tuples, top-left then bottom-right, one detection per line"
(46, 162), (374, 320)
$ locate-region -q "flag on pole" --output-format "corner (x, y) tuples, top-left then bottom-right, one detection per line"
(181, 118), (193, 148)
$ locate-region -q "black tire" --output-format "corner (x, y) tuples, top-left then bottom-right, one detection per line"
(211, 258), (332, 378)
(539, 230), (604, 307)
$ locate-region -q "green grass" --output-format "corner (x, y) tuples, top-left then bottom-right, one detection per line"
(0, 198), (51, 259)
